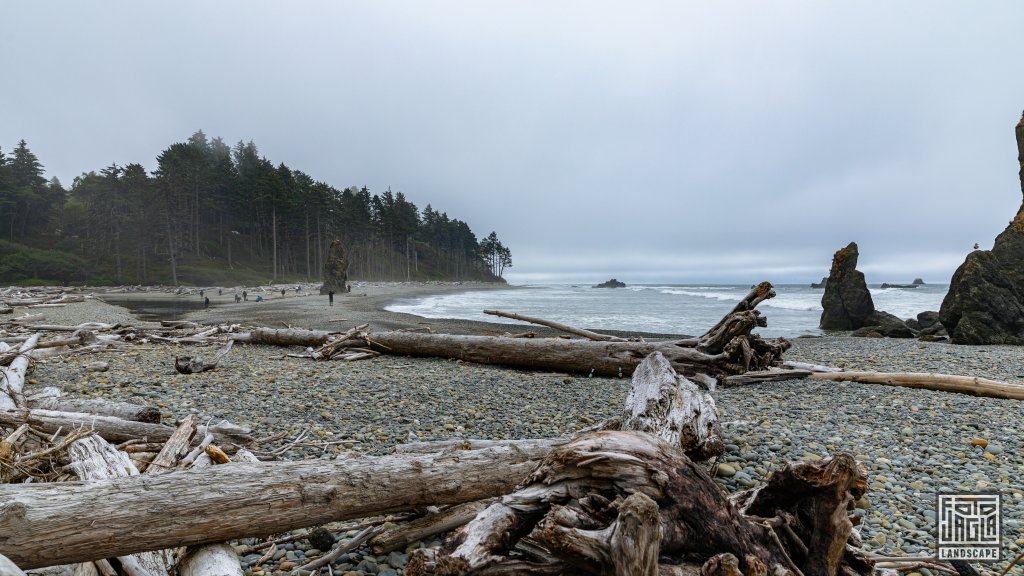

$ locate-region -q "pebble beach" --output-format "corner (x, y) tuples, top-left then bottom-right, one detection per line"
(11, 285), (1024, 575)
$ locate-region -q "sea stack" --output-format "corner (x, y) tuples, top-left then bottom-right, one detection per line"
(939, 112), (1024, 344)
(819, 242), (875, 330)
(319, 239), (349, 295)
(594, 278), (626, 288)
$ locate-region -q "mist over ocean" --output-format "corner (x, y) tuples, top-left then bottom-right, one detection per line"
(385, 283), (950, 338)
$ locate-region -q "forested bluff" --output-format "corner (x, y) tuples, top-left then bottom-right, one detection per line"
(0, 131), (511, 286)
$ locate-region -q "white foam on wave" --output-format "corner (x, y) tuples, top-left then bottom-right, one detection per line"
(660, 289), (739, 302)
(760, 295), (823, 311)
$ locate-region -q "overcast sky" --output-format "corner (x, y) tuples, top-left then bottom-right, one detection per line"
(3, 2), (1023, 284)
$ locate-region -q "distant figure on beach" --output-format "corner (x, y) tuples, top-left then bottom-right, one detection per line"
(234, 294), (241, 303)
(218, 288), (222, 296)
(199, 289), (205, 298)
(328, 290), (334, 306)
(243, 291), (248, 301)
(346, 283), (352, 293)
(255, 295), (263, 302)
(204, 296), (210, 309)
(281, 289), (286, 297)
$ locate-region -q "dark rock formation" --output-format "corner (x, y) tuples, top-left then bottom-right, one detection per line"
(819, 242), (875, 330)
(594, 278), (626, 288)
(912, 278), (925, 285)
(851, 311), (916, 339)
(811, 277), (828, 289)
(319, 240), (350, 296)
(880, 282), (919, 289)
(940, 113), (1024, 344)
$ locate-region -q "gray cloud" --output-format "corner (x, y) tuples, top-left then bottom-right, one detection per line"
(3, 1), (1023, 284)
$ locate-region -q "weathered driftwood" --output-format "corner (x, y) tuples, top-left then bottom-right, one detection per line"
(0, 334), (39, 410)
(26, 388), (161, 423)
(370, 499), (496, 554)
(178, 431), (244, 576)
(68, 436), (174, 576)
(174, 340), (234, 374)
(781, 361), (844, 373)
(0, 409), (251, 451)
(482, 309), (627, 342)
(0, 441), (552, 568)
(231, 328), (331, 346)
(301, 282), (789, 378)
(723, 368), (813, 385)
(421, 431), (869, 576)
(0, 553), (26, 576)
(809, 371), (1024, 400)
(615, 352), (723, 460)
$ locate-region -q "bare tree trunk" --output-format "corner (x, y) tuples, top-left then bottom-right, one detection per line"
(810, 371), (1024, 400)
(0, 441), (552, 568)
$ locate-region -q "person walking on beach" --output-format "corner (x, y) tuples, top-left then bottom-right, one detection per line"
(243, 290), (248, 301)
(234, 294), (241, 303)
(281, 289), (286, 297)
(328, 290), (334, 306)
(204, 296), (210, 309)
(255, 295), (263, 302)
(199, 289), (205, 298)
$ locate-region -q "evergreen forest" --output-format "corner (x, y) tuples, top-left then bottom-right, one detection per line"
(0, 131), (511, 286)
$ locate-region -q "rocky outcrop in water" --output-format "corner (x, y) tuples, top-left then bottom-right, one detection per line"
(939, 113), (1024, 344)
(819, 242), (875, 330)
(319, 240), (349, 295)
(811, 277), (828, 289)
(594, 279), (626, 288)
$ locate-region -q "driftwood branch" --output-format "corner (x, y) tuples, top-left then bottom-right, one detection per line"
(482, 309), (627, 342)
(809, 371), (1024, 400)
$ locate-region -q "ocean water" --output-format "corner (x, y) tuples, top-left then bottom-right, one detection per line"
(385, 283), (950, 338)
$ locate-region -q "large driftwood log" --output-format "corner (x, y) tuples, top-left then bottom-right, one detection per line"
(482, 310), (627, 342)
(0, 441), (552, 568)
(0, 553), (26, 576)
(810, 371), (1024, 400)
(0, 409), (250, 451)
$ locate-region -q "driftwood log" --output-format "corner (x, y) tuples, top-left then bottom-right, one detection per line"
(0, 441), (551, 568)
(0, 335), (39, 410)
(810, 371), (1024, 401)
(25, 388), (160, 423)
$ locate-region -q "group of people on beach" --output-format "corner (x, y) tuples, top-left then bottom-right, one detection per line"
(197, 284), (350, 308)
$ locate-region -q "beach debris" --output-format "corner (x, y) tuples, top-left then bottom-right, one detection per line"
(809, 370), (1024, 401)
(85, 361), (109, 372)
(174, 340), (234, 374)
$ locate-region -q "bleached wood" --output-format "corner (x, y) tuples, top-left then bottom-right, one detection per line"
(0, 441), (551, 568)
(0, 553), (26, 576)
(26, 388), (160, 423)
(809, 371), (1024, 400)
(0, 409), (250, 450)
(177, 546), (242, 576)
(723, 369), (813, 385)
(231, 328), (331, 346)
(147, 415), (196, 474)
(0, 334), (39, 410)
(67, 436), (173, 576)
(781, 360), (844, 373)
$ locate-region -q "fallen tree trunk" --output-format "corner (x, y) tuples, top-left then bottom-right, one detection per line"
(0, 410), (251, 451)
(809, 371), (1024, 400)
(0, 441), (552, 568)
(231, 328), (331, 346)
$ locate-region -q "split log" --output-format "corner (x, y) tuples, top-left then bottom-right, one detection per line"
(231, 328), (331, 346)
(0, 409), (251, 451)
(22, 323), (117, 333)
(809, 371), (1024, 401)
(781, 361), (843, 373)
(0, 440), (552, 568)
(482, 310), (627, 342)
(723, 369), (813, 385)
(0, 334), (39, 410)
(26, 388), (161, 423)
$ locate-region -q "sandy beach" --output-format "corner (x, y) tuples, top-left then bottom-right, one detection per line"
(6, 284), (1024, 573)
